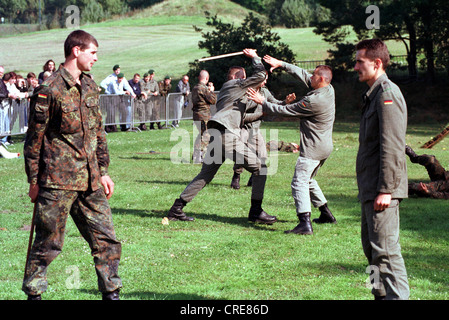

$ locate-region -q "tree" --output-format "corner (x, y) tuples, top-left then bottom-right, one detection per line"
(189, 12), (295, 89)
(314, 0), (449, 82)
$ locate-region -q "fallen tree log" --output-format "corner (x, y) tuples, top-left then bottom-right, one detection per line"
(421, 124), (449, 149)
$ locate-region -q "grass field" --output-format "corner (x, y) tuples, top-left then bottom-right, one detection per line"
(1, 120), (449, 301)
(0, 0), (447, 303)
(0, 0), (406, 84)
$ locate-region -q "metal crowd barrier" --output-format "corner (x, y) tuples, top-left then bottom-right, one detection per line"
(0, 92), (218, 138)
(0, 98), (29, 138)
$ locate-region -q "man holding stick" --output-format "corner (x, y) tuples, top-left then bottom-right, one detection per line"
(23, 30), (122, 300)
(168, 49), (276, 224)
(247, 55), (336, 235)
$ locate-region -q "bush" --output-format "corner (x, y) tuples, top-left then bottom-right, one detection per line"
(189, 12), (295, 89)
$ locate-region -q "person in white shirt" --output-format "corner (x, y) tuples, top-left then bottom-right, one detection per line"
(100, 64), (135, 97)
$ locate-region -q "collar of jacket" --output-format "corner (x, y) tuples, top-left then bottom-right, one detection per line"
(364, 73), (388, 103)
(58, 64), (88, 88)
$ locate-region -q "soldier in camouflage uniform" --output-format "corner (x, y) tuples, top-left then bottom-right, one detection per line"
(159, 75), (172, 97)
(22, 30), (122, 300)
(158, 76), (172, 129)
(191, 70), (217, 163)
(406, 146), (449, 199)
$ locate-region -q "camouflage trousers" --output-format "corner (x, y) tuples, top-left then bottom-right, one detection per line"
(22, 187), (122, 296)
(409, 154), (449, 199)
(193, 120), (210, 157)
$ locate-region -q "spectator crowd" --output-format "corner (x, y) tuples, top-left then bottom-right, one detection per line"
(0, 60), (193, 146)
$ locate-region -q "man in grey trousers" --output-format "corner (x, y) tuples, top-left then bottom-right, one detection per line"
(354, 38), (409, 300)
(247, 55), (336, 235)
(168, 49), (276, 225)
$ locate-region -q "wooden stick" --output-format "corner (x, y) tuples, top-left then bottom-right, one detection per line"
(24, 202), (37, 277)
(198, 51), (244, 62)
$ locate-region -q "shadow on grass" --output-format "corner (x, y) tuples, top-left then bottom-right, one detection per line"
(111, 208), (286, 231)
(121, 291), (214, 300)
(117, 156), (174, 161)
(136, 179), (257, 188)
(78, 288), (212, 300)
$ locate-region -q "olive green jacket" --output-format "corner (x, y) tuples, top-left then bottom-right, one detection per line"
(262, 62), (335, 161)
(356, 73), (408, 202)
(209, 56), (267, 136)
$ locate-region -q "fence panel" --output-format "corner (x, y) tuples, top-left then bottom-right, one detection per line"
(133, 95), (167, 127)
(166, 92), (193, 125)
(0, 98), (28, 137)
(1, 92), (221, 138)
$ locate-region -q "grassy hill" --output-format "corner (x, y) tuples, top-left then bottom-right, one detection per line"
(0, 0), (406, 85)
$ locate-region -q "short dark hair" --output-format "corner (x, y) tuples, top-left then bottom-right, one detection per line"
(355, 38), (390, 70)
(315, 65), (333, 83)
(64, 30), (98, 58)
(227, 66), (246, 80)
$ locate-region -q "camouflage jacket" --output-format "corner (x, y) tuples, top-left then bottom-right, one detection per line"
(24, 65), (110, 191)
(192, 82), (217, 121)
(158, 81), (172, 96)
(140, 79), (159, 95)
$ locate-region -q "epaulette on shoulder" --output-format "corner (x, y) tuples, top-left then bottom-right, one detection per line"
(30, 83), (51, 102)
(380, 79), (393, 93)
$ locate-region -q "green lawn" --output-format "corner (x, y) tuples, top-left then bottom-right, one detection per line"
(1, 119), (449, 300)
(0, 2), (441, 302)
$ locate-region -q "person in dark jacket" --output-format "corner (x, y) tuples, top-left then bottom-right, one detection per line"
(406, 145), (449, 199)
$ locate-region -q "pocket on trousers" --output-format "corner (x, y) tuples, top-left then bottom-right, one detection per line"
(38, 188), (61, 202)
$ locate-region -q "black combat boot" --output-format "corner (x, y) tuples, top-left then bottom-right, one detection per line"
(248, 199), (277, 224)
(230, 172), (240, 189)
(168, 198), (194, 221)
(285, 213), (313, 235)
(27, 294), (42, 300)
(247, 174), (253, 186)
(313, 203), (337, 224)
(102, 289), (120, 300)
(405, 145), (419, 163)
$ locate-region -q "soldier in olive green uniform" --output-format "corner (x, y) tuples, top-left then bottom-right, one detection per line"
(191, 70), (217, 163)
(248, 56), (336, 235)
(139, 71), (161, 130)
(23, 30), (122, 300)
(231, 83), (295, 189)
(168, 49), (276, 224)
(355, 39), (409, 300)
